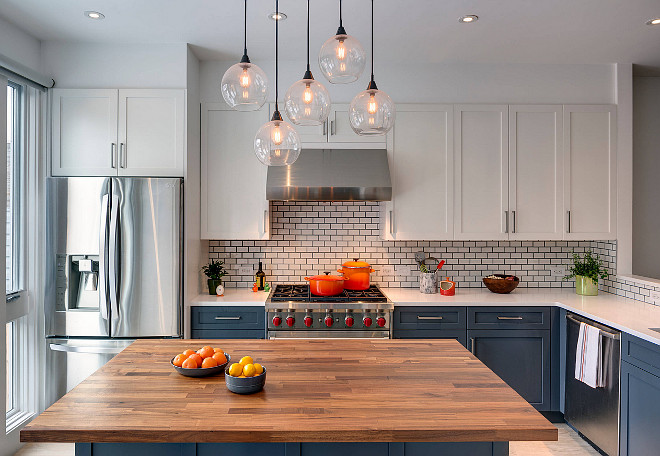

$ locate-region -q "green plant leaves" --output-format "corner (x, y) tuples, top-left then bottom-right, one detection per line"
(562, 250), (609, 283)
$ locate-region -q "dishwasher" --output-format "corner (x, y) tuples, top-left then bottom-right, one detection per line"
(565, 312), (621, 456)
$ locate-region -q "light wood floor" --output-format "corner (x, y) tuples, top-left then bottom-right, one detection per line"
(15, 424), (600, 456)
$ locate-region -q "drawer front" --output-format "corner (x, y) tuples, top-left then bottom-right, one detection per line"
(191, 306), (265, 331)
(468, 307), (550, 330)
(393, 307), (466, 331)
(622, 332), (660, 378)
(191, 329), (266, 339)
(393, 329), (467, 347)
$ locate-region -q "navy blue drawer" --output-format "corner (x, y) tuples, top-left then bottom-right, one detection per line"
(393, 307), (466, 331)
(622, 332), (660, 378)
(191, 329), (265, 339)
(468, 307), (550, 330)
(191, 306), (265, 331)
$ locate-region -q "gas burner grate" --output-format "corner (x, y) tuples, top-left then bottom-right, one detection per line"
(270, 285), (310, 302)
(344, 286), (388, 302)
(270, 284), (388, 303)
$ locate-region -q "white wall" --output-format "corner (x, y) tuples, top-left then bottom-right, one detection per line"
(0, 16), (41, 72)
(40, 42), (188, 88)
(201, 60), (616, 104)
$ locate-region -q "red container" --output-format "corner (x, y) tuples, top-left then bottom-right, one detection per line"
(338, 259), (375, 291)
(304, 272), (346, 296)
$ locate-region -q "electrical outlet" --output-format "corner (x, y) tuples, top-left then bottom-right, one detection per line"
(650, 291), (660, 305)
(238, 266), (253, 276)
(551, 267), (566, 277)
(380, 265), (395, 276)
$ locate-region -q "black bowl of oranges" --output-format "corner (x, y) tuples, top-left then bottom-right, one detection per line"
(225, 356), (266, 394)
(171, 346), (230, 378)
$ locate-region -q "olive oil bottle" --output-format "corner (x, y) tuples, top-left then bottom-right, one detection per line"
(255, 261), (266, 291)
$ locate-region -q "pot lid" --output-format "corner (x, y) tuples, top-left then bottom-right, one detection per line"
(307, 272), (345, 281)
(342, 258), (372, 268)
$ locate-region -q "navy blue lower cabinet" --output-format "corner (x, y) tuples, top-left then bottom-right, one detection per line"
(191, 306), (266, 339)
(468, 329), (551, 411)
(393, 329), (467, 347)
(190, 329), (265, 339)
(620, 360), (660, 456)
(392, 307), (467, 347)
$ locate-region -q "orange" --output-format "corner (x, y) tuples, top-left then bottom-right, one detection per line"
(239, 356), (254, 366)
(172, 354), (187, 367)
(202, 357), (218, 369)
(228, 363), (243, 377)
(181, 358), (198, 369)
(182, 349), (195, 357)
(197, 346), (215, 359)
(187, 353), (203, 368)
(213, 348), (223, 353)
(242, 364), (256, 377)
(212, 351), (227, 365)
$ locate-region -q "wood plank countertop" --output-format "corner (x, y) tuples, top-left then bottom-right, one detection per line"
(21, 339), (558, 444)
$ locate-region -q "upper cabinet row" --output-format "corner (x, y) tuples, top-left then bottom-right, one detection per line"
(382, 104), (617, 241)
(51, 89), (185, 177)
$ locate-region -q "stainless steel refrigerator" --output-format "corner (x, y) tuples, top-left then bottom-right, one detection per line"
(45, 177), (183, 405)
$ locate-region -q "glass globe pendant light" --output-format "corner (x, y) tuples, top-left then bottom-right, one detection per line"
(221, 0), (268, 111)
(254, 0), (301, 166)
(318, 0), (366, 84)
(284, 0), (331, 126)
(349, 0), (395, 135)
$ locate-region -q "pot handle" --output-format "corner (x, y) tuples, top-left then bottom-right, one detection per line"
(370, 269), (376, 273)
(304, 277), (311, 281)
(337, 269), (343, 273)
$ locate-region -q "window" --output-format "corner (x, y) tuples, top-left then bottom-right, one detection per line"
(6, 83), (22, 294)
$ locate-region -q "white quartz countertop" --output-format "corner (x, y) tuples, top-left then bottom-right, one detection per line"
(191, 289), (269, 306)
(382, 287), (660, 345)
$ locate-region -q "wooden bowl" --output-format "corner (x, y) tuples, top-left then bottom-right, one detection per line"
(482, 274), (520, 294)
(225, 367), (267, 394)
(171, 353), (230, 378)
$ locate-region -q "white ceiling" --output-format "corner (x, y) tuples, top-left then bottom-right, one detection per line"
(1, 0), (659, 67)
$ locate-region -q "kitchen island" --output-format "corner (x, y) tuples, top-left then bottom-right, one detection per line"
(21, 339), (557, 456)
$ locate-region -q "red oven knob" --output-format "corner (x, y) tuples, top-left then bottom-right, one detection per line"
(272, 316), (282, 327)
(325, 316), (334, 327)
(363, 316), (373, 327)
(286, 316), (295, 327)
(376, 317), (386, 327)
(345, 316), (355, 327)
(304, 316), (313, 327)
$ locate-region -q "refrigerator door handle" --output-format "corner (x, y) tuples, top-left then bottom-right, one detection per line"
(49, 343), (127, 355)
(99, 194), (110, 322)
(108, 194), (120, 324)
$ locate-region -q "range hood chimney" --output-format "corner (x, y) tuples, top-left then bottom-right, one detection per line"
(266, 149), (392, 201)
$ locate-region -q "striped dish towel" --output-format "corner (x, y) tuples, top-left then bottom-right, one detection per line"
(575, 322), (605, 388)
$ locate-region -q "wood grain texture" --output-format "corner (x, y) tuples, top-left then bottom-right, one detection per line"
(21, 339), (558, 444)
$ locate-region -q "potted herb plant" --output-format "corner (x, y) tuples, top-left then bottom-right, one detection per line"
(563, 250), (609, 296)
(201, 259), (228, 295)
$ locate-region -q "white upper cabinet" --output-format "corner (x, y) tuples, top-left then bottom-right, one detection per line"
(383, 105), (453, 240)
(563, 105), (617, 240)
(454, 105), (509, 240)
(117, 89), (185, 177)
(201, 103), (270, 240)
(508, 105), (563, 240)
(51, 88), (185, 177)
(52, 89), (118, 176)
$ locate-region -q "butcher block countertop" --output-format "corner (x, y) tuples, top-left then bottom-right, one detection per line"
(21, 339), (557, 444)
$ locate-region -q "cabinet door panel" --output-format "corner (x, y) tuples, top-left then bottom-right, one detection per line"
(454, 105), (508, 240)
(563, 105), (616, 239)
(201, 103), (270, 239)
(509, 106), (563, 239)
(328, 104), (386, 145)
(118, 89), (184, 177)
(388, 105), (453, 240)
(52, 89), (118, 176)
(620, 361), (660, 456)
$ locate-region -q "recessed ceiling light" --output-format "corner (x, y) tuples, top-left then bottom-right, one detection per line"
(459, 15), (479, 23)
(646, 18), (660, 26)
(268, 12), (287, 21)
(84, 11), (105, 20)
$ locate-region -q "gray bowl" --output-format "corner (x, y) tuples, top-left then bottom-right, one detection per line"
(171, 353), (230, 378)
(225, 367), (267, 394)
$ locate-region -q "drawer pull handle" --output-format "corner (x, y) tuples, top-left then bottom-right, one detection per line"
(497, 316), (523, 320)
(214, 316), (241, 320)
(417, 316), (443, 320)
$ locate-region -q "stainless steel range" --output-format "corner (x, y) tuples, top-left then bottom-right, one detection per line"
(266, 285), (392, 339)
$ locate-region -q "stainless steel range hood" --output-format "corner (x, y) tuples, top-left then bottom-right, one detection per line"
(266, 149), (392, 201)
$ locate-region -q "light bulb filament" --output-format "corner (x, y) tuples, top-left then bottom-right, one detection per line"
(368, 94), (378, 114)
(272, 125), (283, 145)
(240, 68), (250, 88)
(336, 40), (346, 60)
(303, 84), (313, 104)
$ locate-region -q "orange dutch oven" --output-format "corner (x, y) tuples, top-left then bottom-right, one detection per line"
(304, 272), (346, 296)
(338, 258), (375, 291)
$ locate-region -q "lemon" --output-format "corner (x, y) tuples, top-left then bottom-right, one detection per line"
(228, 363), (243, 377)
(239, 356), (254, 366)
(242, 363), (256, 377)
(253, 363), (264, 375)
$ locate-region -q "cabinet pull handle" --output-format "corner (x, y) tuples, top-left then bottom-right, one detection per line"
(497, 316), (523, 320)
(111, 143), (117, 168)
(417, 316), (443, 320)
(512, 210), (516, 234)
(504, 210), (509, 233)
(263, 209), (269, 234)
(389, 210), (394, 235)
(567, 210), (571, 233)
(323, 121), (328, 136)
(120, 143), (126, 168)
(330, 119), (336, 135)
(470, 338), (476, 355)
(215, 316), (241, 320)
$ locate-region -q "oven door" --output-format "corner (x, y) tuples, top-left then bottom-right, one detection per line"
(268, 330), (390, 339)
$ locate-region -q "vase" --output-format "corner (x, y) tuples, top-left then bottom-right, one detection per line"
(576, 275), (598, 296)
(208, 279), (223, 295)
(419, 272), (438, 294)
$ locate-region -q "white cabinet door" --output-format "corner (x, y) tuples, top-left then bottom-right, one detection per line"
(509, 105), (563, 240)
(327, 104), (387, 147)
(52, 89), (118, 176)
(454, 105), (509, 240)
(201, 103), (270, 240)
(117, 89), (185, 177)
(384, 105), (453, 240)
(563, 105), (617, 240)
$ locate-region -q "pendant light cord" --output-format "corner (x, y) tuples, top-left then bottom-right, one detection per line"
(306, 0), (310, 71)
(339, 0), (343, 28)
(275, 0), (279, 110)
(371, 0), (374, 81)
(243, 0), (247, 55)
